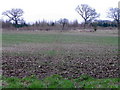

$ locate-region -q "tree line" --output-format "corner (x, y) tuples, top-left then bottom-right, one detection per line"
(1, 4), (120, 30)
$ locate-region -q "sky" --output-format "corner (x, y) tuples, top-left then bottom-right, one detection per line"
(0, 0), (119, 23)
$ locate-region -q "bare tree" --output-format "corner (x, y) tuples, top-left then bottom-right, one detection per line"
(2, 8), (24, 27)
(107, 8), (120, 30)
(58, 18), (69, 30)
(75, 4), (99, 29)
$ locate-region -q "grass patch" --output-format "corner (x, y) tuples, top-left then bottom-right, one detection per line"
(2, 31), (118, 46)
(2, 74), (119, 88)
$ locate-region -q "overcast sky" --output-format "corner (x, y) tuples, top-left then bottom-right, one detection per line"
(0, 0), (119, 23)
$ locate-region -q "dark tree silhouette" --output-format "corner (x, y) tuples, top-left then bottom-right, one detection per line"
(58, 18), (69, 30)
(75, 4), (99, 29)
(108, 8), (120, 30)
(2, 8), (24, 28)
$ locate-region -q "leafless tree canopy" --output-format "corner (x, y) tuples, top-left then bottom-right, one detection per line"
(2, 8), (24, 26)
(75, 4), (99, 28)
(58, 18), (69, 30)
(108, 8), (120, 30)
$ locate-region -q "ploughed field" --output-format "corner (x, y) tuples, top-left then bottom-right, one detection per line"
(2, 30), (119, 79)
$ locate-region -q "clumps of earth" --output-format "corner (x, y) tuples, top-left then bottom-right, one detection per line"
(2, 52), (119, 79)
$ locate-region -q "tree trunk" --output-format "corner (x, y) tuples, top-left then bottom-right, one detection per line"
(84, 19), (87, 29)
(62, 23), (65, 30)
(118, 21), (120, 30)
(15, 20), (18, 28)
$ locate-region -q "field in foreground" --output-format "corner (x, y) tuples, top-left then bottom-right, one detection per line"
(2, 30), (119, 88)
